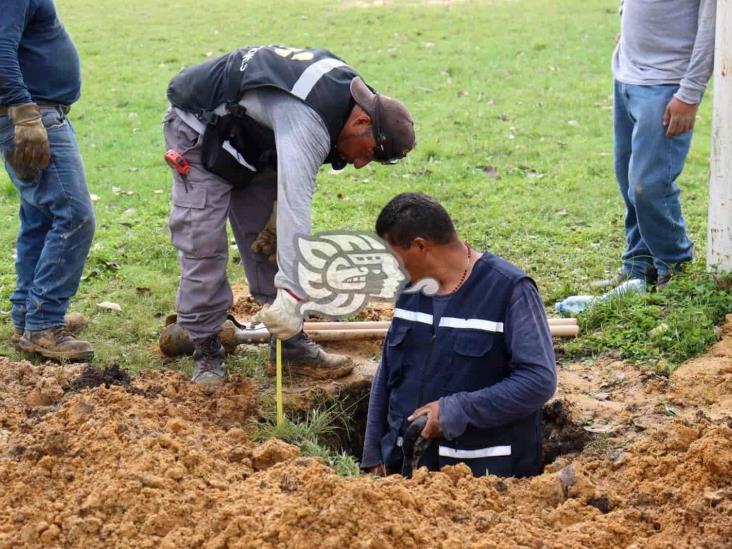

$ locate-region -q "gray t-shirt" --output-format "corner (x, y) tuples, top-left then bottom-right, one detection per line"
(612, 0), (716, 104)
(221, 87), (332, 295)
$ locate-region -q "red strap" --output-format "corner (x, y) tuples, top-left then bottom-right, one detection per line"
(284, 288), (302, 302)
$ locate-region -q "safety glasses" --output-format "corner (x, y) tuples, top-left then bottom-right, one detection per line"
(371, 95), (402, 165)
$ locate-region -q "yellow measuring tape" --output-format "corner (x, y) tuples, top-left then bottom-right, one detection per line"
(276, 338), (283, 425)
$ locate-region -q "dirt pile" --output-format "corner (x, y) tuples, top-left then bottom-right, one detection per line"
(2, 315), (732, 547)
(0, 360), (260, 547)
(204, 417), (731, 548)
(0, 359), (730, 548)
(669, 313), (732, 419)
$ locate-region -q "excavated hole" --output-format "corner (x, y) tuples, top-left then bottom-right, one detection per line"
(67, 367), (591, 469)
(310, 387), (591, 467)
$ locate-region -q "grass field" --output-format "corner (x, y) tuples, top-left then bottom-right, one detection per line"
(0, 0), (728, 373)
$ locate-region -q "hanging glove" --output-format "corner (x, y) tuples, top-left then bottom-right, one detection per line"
(251, 201), (277, 263)
(5, 103), (51, 180)
(254, 287), (303, 340)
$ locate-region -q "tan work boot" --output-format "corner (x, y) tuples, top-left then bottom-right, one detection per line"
(268, 332), (354, 380)
(18, 326), (94, 361)
(10, 327), (23, 351)
(10, 313), (86, 351)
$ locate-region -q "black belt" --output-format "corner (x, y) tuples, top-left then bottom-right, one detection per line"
(0, 104), (70, 115)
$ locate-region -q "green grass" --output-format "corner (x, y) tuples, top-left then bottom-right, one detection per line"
(0, 0), (726, 374)
(563, 273), (732, 370)
(252, 404), (361, 476)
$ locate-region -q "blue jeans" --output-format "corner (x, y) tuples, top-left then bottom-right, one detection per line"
(0, 107), (95, 331)
(613, 81), (695, 280)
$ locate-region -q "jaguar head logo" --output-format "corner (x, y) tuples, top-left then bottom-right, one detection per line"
(296, 232), (407, 318)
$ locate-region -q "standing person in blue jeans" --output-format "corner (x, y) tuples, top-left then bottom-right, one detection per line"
(0, 0), (95, 360)
(594, 0), (717, 290)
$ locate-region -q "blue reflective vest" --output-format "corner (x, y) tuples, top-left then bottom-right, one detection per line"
(381, 253), (543, 477)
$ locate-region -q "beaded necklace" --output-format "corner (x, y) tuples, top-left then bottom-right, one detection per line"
(449, 242), (473, 294)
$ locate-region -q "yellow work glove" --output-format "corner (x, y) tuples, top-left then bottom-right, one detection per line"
(250, 201), (277, 263)
(255, 288), (303, 340)
(6, 103), (51, 179)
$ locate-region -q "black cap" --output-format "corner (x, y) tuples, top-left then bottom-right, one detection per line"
(350, 77), (415, 164)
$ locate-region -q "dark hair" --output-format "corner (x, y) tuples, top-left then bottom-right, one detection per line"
(375, 192), (456, 247)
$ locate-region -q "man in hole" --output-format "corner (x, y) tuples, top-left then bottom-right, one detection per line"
(362, 193), (557, 477)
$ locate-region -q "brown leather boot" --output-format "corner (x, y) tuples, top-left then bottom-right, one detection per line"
(268, 332), (353, 380)
(10, 314), (86, 352)
(10, 327), (23, 351)
(18, 326), (94, 361)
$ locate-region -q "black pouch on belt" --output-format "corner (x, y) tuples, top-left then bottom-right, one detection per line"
(201, 109), (277, 187)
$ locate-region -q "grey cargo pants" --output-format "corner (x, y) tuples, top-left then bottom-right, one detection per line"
(163, 108), (277, 343)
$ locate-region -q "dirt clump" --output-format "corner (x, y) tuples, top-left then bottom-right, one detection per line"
(67, 363), (132, 392)
(231, 295), (262, 319)
(543, 398), (592, 465)
(354, 302), (393, 321)
(252, 439), (300, 471)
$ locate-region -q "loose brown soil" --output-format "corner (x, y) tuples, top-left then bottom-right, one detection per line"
(2, 313), (731, 547)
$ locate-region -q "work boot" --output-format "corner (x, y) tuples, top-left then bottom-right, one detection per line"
(11, 314), (86, 350)
(654, 264), (684, 291)
(590, 269), (633, 290)
(10, 327), (23, 351)
(192, 335), (227, 392)
(18, 326), (94, 361)
(268, 332), (354, 380)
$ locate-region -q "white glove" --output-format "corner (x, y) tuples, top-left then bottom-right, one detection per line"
(255, 288), (303, 340)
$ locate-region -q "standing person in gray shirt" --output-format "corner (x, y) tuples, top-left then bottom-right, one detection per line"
(164, 46), (415, 391)
(595, 0), (716, 290)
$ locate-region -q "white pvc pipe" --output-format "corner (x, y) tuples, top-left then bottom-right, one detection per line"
(708, 0), (732, 272)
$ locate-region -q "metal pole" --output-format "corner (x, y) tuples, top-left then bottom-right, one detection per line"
(276, 338), (283, 426)
(708, 0), (732, 272)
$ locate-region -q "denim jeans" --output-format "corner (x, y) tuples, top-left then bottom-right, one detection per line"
(613, 80), (695, 280)
(0, 107), (95, 331)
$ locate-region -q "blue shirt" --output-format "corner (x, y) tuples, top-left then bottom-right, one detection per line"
(0, 0), (81, 106)
(362, 276), (557, 469)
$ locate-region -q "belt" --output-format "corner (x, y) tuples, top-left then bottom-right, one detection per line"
(0, 104), (70, 115)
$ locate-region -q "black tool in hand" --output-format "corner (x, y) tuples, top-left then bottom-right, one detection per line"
(401, 415), (432, 478)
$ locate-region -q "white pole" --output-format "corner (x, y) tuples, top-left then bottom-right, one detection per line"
(707, 0), (732, 272)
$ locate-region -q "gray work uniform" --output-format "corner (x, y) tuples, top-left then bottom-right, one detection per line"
(163, 87), (331, 343)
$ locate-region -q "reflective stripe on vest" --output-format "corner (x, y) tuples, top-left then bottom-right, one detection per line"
(393, 307), (503, 333)
(173, 107), (257, 171)
(174, 107), (206, 134)
(438, 445), (511, 459)
(393, 308), (433, 325)
(291, 58), (347, 100)
(439, 317), (504, 333)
